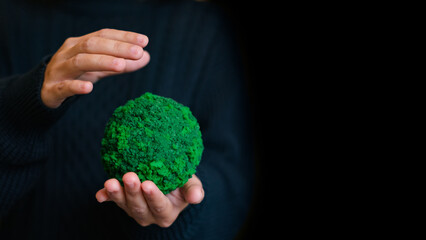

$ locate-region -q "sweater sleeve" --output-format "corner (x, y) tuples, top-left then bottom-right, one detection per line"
(0, 56), (71, 218)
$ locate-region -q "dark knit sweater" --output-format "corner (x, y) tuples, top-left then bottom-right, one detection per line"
(0, 0), (253, 239)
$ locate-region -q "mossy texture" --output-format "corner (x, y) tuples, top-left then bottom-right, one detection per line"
(101, 92), (204, 194)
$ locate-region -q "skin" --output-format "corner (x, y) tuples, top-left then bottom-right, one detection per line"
(42, 28), (150, 108)
(42, 28), (205, 227)
(95, 173), (204, 228)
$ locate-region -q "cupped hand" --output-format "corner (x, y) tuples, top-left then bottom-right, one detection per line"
(42, 28), (151, 108)
(95, 173), (204, 228)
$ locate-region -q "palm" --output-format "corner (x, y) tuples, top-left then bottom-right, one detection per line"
(167, 188), (189, 209)
(95, 173), (204, 227)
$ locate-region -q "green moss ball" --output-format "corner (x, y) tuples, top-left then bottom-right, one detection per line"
(101, 92), (204, 194)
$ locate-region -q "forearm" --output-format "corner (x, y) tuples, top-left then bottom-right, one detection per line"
(0, 56), (72, 163)
(0, 57), (68, 218)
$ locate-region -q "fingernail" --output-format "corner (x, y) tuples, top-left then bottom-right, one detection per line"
(142, 186), (151, 195)
(97, 195), (106, 203)
(137, 35), (147, 45)
(126, 181), (135, 189)
(107, 187), (118, 194)
(196, 189), (203, 199)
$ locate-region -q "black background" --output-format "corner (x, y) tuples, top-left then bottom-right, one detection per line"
(209, 1), (283, 238)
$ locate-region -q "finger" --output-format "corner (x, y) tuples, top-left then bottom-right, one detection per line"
(66, 37), (144, 60)
(79, 51), (151, 81)
(87, 28), (149, 48)
(180, 175), (204, 204)
(57, 37), (80, 51)
(96, 188), (111, 203)
(55, 79), (93, 97)
(141, 181), (173, 217)
(122, 172), (151, 220)
(43, 80), (93, 108)
(124, 51), (150, 72)
(104, 178), (126, 209)
(63, 54), (125, 79)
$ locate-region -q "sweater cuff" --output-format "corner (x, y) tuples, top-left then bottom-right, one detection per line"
(1, 56), (70, 130)
(0, 57), (75, 165)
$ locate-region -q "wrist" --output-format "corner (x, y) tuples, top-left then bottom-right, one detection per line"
(1, 56), (70, 130)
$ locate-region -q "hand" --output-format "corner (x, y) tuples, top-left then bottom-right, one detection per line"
(95, 173), (204, 228)
(42, 28), (150, 108)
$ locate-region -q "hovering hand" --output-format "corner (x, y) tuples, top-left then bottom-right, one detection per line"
(95, 173), (204, 228)
(42, 28), (150, 108)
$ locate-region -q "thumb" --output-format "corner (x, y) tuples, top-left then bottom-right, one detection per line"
(42, 80), (93, 108)
(180, 175), (204, 204)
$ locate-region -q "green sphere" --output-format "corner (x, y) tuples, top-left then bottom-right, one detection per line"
(101, 92), (204, 194)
